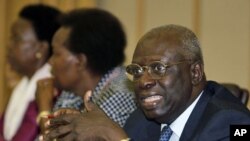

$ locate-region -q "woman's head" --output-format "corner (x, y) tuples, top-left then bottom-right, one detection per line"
(7, 4), (61, 77)
(58, 8), (126, 75)
(51, 8), (127, 91)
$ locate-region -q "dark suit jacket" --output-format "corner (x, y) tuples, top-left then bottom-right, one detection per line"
(124, 81), (250, 141)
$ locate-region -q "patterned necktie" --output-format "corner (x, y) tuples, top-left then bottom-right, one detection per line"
(159, 125), (173, 141)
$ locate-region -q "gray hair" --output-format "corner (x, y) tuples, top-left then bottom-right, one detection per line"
(137, 24), (204, 64)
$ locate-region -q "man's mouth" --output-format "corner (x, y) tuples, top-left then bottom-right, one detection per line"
(140, 95), (163, 110)
(143, 95), (162, 102)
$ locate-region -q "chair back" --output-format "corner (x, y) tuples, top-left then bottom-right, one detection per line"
(222, 83), (249, 106)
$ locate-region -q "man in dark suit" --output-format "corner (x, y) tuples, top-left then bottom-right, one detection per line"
(43, 24), (250, 141)
(123, 24), (250, 141)
(124, 81), (250, 141)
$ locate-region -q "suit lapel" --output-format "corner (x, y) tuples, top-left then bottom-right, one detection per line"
(180, 83), (214, 141)
(146, 121), (161, 141)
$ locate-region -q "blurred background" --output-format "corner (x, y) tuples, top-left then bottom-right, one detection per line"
(1, 0), (250, 113)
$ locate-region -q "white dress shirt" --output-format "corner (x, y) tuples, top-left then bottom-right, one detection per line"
(161, 91), (203, 141)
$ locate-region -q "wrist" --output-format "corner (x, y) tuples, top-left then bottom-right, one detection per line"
(38, 101), (53, 111)
(36, 110), (51, 124)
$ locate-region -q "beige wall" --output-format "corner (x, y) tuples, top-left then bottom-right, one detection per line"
(201, 0), (250, 90)
(0, 0), (6, 114)
(1, 0), (250, 113)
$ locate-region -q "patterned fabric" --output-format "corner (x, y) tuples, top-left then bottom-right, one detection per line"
(53, 91), (83, 111)
(53, 66), (137, 127)
(159, 125), (173, 141)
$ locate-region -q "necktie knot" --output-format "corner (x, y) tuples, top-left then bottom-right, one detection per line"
(159, 125), (173, 141)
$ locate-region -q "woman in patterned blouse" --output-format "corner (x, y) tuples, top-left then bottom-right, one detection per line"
(36, 8), (137, 132)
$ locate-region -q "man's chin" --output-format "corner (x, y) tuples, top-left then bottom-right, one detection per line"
(142, 108), (160, 120)
(142, 108), (169, 123)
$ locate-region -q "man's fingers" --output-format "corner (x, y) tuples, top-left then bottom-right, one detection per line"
(53, 109), (66, 117)
(43, 124), (72, 141)
(57, 132), (76, 141)
(53, 108), (80, 117)
(46, 115), (72, 129)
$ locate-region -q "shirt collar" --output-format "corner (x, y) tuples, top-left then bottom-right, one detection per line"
(161, 91), (203, 138)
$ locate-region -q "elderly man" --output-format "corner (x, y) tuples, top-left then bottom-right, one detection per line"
(43, 24), (250, 141)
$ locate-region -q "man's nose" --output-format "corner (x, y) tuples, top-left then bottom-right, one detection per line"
(138, 71), (156, 89)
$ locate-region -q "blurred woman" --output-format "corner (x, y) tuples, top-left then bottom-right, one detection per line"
(0, 4), (61, 141)
(38, 8), (137, 128)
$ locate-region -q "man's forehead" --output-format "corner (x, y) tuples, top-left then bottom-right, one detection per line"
(132, 48), (180, 64)
(138, 34), (182, 49)
(132, 32), (185, 62)
(136, 39), (181, 54)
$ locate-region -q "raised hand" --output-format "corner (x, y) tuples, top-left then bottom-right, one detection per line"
(36, 77), (57, 111)
(36, 77), (58, 133)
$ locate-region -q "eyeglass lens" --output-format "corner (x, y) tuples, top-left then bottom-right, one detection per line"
(126, 61), (167, 80)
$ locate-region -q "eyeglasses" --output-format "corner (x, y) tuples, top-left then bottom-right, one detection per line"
(126, 60), (189, 81)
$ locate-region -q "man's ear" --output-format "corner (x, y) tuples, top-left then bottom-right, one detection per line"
(190, 61), (204, 85)
(76, 53), (88, 71)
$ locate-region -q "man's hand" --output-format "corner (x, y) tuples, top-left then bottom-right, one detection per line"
(41, 91), (128, 141)
(53, 108), (81, 117)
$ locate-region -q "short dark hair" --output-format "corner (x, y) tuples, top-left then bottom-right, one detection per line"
(138, 24), (203, 64)
(60, 8), (127, 75)
(19, 4), (62, 58)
